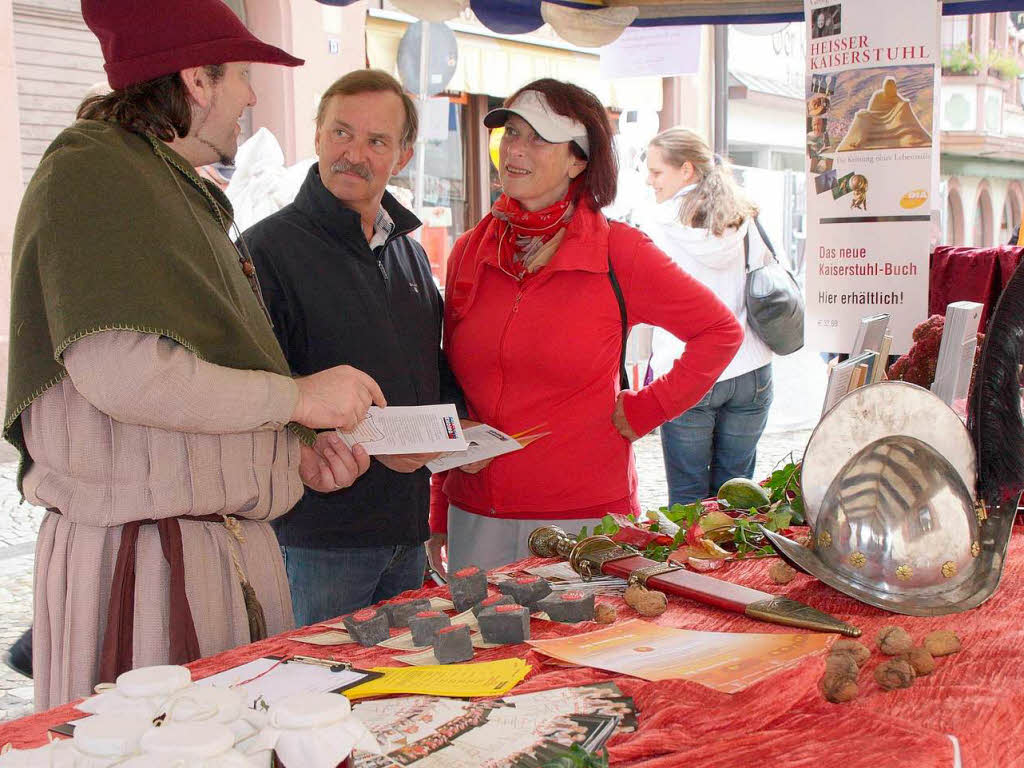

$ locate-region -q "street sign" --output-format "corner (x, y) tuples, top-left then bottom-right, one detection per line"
(397, 21), (458, 97)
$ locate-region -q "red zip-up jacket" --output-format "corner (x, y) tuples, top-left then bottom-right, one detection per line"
(429, 202), (742, 532)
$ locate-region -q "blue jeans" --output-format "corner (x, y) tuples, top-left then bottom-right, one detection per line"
(660, 364), (773, 506)
(281, 543), (427, 627)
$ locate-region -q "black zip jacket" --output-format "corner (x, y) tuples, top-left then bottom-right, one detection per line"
(241, 164), (464, 549)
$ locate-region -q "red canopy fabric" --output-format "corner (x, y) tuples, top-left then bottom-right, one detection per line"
(3, 526), (1024, 767)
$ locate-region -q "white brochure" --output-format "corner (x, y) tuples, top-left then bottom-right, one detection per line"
(335, 404), (467, 455)
(426, 423), (523, 472)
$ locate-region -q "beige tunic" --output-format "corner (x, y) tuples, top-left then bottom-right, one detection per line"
(24, 330), (304, 710)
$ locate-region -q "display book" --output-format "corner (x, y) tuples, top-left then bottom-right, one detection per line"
(930, 300), (983, 406)
(821, 312), (892, 414)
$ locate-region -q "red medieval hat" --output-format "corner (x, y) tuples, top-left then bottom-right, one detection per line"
(83, 0), (304, 89)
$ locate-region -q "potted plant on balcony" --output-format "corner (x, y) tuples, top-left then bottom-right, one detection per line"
(988, 48), (1022, 81)
(942, 44), (981, 76)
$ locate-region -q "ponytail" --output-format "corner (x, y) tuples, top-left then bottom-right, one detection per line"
(650, 128), (758, 237)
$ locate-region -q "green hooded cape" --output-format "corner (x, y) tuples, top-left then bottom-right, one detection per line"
(5, 120), (314, 490)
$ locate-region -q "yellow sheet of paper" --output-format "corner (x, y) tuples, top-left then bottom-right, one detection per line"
(343, 658), (531, 700)
(528, 619), (835, 694)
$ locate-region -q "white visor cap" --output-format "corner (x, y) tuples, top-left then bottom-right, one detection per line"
(484, 90), (590, 158)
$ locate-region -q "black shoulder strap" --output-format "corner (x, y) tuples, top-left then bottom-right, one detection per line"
(744, 216), (780, 272)
(607, 253), (630, 391)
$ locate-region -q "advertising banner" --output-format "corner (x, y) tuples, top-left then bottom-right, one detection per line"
(804, 0), (938, 353)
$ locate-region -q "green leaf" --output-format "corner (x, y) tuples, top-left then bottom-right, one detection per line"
(643, 543), (671, 562)
(672, 527), (689, 547)
(763, 459), (805, 519)
(593, 514), (620, 536)
(766, 505), (793, 531)
(542, 745), (610, 768)
(577, 526), (588, 539)
(788, 495), (806, 525)
(627, 513), (637, 523)
(649, 521), (660, 533)
(663, 502), (704, 527)
(732, 517), (758, 554)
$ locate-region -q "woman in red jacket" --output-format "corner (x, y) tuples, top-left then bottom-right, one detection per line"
(427, 79), (743, 576)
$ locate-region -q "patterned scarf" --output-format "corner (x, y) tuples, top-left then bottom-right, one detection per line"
(490, 180), (580, 279)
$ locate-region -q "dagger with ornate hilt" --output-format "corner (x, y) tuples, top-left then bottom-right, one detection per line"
(528, 525), (861, 637)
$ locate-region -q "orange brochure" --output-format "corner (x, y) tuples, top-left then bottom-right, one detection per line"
(528, 619), (835, 694)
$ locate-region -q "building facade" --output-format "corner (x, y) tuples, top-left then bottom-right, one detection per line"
(939, 11), (1024, 246)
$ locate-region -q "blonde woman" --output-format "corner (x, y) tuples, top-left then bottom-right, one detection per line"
(639, 128), (774, 505)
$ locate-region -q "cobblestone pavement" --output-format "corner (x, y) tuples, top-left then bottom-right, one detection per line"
(0, 456), (45, 724)
(0, 422), (811, 724)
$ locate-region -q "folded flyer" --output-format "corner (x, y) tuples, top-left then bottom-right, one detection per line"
(336, 404), (467, 455)
(426, 423), (523, 472)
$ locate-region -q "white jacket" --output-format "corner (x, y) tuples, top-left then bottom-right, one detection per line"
(638, 191), (773, 383)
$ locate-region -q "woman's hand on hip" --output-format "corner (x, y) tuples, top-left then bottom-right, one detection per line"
(612, 392), (640, 442)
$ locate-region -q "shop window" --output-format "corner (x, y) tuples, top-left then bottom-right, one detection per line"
(729, 150), (759, 168)
(487, 95), (505, 207)
(945, 186), (964, 245)
(942, 15), (971, 50)
(392, 97), (469, 285)
(1001, 184), (1022, 244)
(974, 186), (993, 247)
(771, 152), (805, 172)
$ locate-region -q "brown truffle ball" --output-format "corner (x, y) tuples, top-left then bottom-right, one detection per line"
(768, 561), (797, 585)
(831, 639), (871, 667)
(594, 603), (617, 624)
(623, 585), (668, 617)
(874, 658), (916, 690)
(876, 626), (914, 656)
(901, 647), (936, 676)
(923, 629), (962, 657)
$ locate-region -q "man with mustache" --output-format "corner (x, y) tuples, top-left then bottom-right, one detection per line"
(7, 0), (384, 708)
(241, 69), (464, 625)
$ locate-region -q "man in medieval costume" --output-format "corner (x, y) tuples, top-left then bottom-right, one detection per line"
(5, 0), (385, 709)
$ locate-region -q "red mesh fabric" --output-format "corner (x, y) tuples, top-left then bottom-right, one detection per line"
(3, 527), (1024, 767)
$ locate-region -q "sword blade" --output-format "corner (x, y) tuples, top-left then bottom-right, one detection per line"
(602, 555), (861, 637)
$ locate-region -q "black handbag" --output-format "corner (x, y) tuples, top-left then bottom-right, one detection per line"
(743, 218), (805, 355)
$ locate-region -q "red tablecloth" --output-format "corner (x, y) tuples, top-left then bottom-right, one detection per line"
(930, 245), (1024, 328)
(3, 529), (1024, 768)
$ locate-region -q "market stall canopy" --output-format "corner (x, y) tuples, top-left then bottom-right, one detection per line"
(318, 1), (1024, 38)
(365, 13), (663, 109)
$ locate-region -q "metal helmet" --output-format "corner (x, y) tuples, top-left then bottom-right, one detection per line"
(764, 380), (1016, 616)
(800, 380), (977, 529)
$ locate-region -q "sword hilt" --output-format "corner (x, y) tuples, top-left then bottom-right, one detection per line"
(529, 526), (634, 580)
(528, 525), (576, 559)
